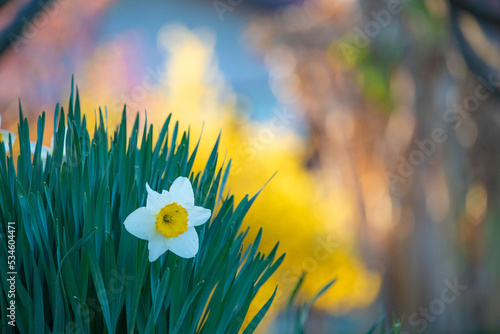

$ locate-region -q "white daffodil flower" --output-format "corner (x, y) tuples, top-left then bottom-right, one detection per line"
(30, 141), (53, 161)
(30, 128), (67, 162)
(0, 115), (16, 152)
(124, 177), (211, 261)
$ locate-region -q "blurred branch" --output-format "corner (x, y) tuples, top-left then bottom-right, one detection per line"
(449, 0), (500, 24)
(0, 0), (55, 57)
(449, 0), (500, 98)
(0, 0), (11, 9)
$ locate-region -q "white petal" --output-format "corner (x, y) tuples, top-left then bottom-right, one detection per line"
(186, 205), (211, 227)
(169, 177), (194, 206)
(8, 132), (15, 144)
(0, 120), (16, 152)
(165, 227), (199, 258)
(63, 128), (68, 156)
(0, 130), (15, 149)
(146, 183), (171, 213)
(30, 142), (37, 154)
(147, 230), (169, 262)
(123, 207), (156, 240)
(30, 142), (52, 160)
(40, 146), (51, 160)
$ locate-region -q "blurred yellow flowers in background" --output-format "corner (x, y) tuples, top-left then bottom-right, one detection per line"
(67, 24), (381, 326)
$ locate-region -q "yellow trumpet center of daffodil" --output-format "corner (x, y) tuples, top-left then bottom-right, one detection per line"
(155, 202), (188, 238)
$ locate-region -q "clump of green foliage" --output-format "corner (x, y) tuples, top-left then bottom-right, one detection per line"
(0, 85), (284, 333)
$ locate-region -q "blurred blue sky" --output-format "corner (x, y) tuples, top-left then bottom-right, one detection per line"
(100, 0), (279, 120)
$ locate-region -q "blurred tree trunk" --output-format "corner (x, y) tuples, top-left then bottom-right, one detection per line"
(246, 0), (500, 332)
